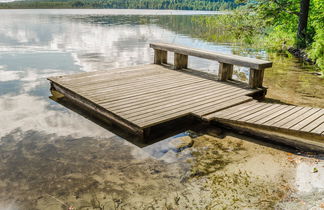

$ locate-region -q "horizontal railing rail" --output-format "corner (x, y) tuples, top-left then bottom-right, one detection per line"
(150, 42), (273, 88)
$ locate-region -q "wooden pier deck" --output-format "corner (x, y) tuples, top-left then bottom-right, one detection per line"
(204, 101), (324, 137)
(48, 43), (324, 151)
(49, 64), (259, 134)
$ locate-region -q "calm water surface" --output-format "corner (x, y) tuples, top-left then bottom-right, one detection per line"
(0, 9), (324, 210)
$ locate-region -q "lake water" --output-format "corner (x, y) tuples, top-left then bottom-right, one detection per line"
(0, 9), (324, 210)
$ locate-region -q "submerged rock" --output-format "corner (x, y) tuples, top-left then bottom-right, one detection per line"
(168, 136), (194, 152)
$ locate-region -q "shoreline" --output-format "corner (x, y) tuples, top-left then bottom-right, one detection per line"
(0, 8), (229, 15)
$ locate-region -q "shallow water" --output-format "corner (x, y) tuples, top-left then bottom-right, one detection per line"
(0, 9), (324, 210)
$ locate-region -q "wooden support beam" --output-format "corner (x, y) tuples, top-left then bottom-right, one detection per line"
(249, 68), (264, 88)
(218, 63), (233, 81)
(154, 49), (167, 65)
(174, 53), (188, 70)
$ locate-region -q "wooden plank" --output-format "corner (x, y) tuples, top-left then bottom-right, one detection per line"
(49, 64), (155, 83)
(202, 100), (259, 120)
(90, 80), (203, 104)
(301, 114), (324, 133)
(263, 106), (304, 126)
(129, 92), (250, 123)
(61, 66), (183, 88)
(111, 87), (251, 112)
(215, 102), (266, 120)
(86, 78), (203, 102)
(150, 43), (272, 70)
(253, 105), (295, 125)
(108, 85), (233, 113)
(121, 90), (247, 120)
(119, 88), (249, 120)
(229, 103), (272, 121)
(79, 71), (207, 94)
(246, 104), (287, 124)
(105, 80), (221, 109)
(282, 108), (321, 129)
(229, 103), (273, 121)
(192, 96), (253, 116)
(274, 107), (313, 128)
(240, 104), (282, 122)
(110, 82), (243, 114)
(48, 65), (152, 82)
(132, 95), (250, 128)
(76, 69), (207, 94)
(188, 95), (253, 118)
(216, 101), (262, 118)
(290, 109), (324, 131)
(105, 82), (253, 110)
(79, 74), (200, 97)
(62, 68), (173, 89)
(311, 122), (324, 135)
(69, 73), (188, 96)
(51, 82), (143, 133)
(135, 96), (252, 128)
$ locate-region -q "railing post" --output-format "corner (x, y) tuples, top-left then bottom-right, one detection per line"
(150, 43), (272, 88)
(218, 63), (233, 81)
(174, 53), (188, 70)
(154, 49), (167, 65)
(249, 68), (264, 88)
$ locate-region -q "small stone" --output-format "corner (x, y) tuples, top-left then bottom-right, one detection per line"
(168, 136), (194, 152)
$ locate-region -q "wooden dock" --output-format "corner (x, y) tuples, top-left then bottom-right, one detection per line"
(48, 43), (324, 151)
(205, 101), (324, 136)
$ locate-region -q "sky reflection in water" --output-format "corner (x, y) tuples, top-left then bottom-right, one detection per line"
(0, 10), (233, 140)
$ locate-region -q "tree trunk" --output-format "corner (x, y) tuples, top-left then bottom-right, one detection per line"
(297, 0), (310, 48)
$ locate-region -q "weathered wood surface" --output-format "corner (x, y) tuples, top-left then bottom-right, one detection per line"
(219, 63), (234, 81)
(48, 64), (260, 132)
(150, 42), (271, 89)
(249, 68), (264, 88)
(150, 43), (272, 70)
(154, 49), (167, 64)
(204, 101), (324, 137)
(174, 53), (188, 70)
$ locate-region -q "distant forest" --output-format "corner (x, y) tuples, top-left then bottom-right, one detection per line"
(0, 0), (238, 10)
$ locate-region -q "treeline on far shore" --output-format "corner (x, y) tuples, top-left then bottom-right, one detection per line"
(0, 0), (238, 10)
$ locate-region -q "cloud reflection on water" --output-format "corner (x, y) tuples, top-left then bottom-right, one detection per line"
(0, 11), (225, 142)
(0, 93), (113, 138)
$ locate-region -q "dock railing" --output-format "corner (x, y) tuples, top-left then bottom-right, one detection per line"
(150, 43), (272, 89)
